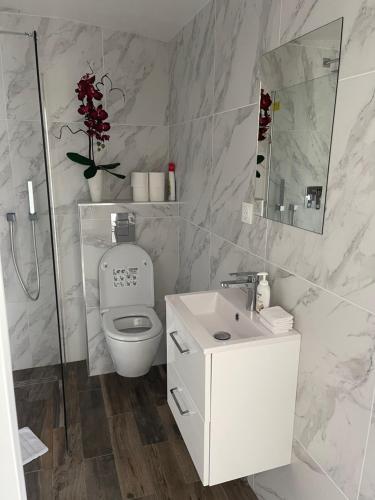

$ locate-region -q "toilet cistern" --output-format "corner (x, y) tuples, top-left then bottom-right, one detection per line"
(220, 271), (259, 311)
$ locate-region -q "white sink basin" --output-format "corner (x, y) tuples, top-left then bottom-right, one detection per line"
(180, 290), (262, 341)
(166, 288), (298, 353)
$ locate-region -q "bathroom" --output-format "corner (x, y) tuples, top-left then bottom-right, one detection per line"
(0, 0), (374, 499)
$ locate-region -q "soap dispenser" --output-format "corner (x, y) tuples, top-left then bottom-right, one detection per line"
(256, 272), (270, 313)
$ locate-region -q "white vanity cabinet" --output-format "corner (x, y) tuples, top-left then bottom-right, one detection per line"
(166, 299), (300, 486)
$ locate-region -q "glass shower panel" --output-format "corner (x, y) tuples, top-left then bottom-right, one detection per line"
(0, 31), (67, 447)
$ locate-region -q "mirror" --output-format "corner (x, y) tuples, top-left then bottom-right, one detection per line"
(255, 18), (343, 234)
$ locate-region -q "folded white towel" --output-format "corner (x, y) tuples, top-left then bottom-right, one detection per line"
(19, 427), (48, 465)
(260, 315), (293, 328)
(260, 317), (293, 334)
(260, 306), (293, 325)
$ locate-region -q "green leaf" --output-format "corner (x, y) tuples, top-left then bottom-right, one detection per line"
(103, 169), (126, 179)
(97, 163), (121, 170)
(83, 165), (98, 179)
(67, 152), (93, 166)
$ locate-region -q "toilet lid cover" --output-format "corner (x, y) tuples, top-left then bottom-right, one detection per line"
(99, 244), (154, 310)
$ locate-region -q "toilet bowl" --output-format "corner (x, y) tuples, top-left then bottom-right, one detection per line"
(99, 244), (163, 377)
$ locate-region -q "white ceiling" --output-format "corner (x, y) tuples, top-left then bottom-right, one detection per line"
(0, 0), (209, 42)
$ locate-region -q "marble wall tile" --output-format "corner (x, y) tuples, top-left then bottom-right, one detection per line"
(55, 213), (82, 299)
(62, 296), (87, 363)
(261, 0), (281, 53)
(0, 49), (6, 120)
(266, 72), (375, 314)
(209, 234), (265, 289)
(359, 402), (375, 500)
(267, 265), (375, 499)
(48, 122), (91, 214)
(101, 124), (169, 200)
(211, 105), (267, 256)
(81, 218), (112, 308)
(254, 441), (347, 500)
(0, 120), (13, 213)
(39, 18), (102, 123)
(0, 14), (102, 123)
(170, 116), (211, 228)
(279, 0), (375, 80)
(103, 30), (169, 125)
(0, 16), (39, 121)
(0, 217), (26, 304)
(177, 219), (210, 293)
(28, 293), (60, 367)
(135, 218), (179, 324)
(86, 306), (113, 376)
(6, 301), (32, 371)
(214, 0), (279, 113)
(169, 0), (214, 124)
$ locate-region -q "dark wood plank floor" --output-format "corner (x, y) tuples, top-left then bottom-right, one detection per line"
(14, 361), (258, 500)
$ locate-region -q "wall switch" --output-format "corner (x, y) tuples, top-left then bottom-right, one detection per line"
(241, 202), (253, 224)
(254, 199), (265, 217)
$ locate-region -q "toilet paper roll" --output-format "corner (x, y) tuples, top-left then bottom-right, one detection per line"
(131, 172), (149, 201)
(131, 172), (148, 187)
(132, 186), (149, 202)
(149, 172), (165, 202)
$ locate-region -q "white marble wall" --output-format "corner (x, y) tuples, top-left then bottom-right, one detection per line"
(0, 29), (60, 370)
(0, 12), (170, 367)
(79, 203), (179, 376)
(170, 1), (375, 499)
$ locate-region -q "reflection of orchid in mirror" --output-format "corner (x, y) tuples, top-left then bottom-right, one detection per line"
(258, 89), (272, 141)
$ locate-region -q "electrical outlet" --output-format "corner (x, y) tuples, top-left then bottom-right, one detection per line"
(241, 202), (253, 224)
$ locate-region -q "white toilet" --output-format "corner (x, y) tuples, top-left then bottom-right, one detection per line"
(99, 244), (163, 377)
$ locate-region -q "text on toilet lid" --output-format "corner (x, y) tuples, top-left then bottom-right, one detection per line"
(112, 267), (139, 287)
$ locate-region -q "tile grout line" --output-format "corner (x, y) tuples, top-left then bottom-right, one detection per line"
(169, 101), (258, 129)
(179, 216), (375, 318)
(355, 384), (375, 500)
(339, 68), (375, 83)
(209, 0), (215, 292)
(295, 439), (350, 500)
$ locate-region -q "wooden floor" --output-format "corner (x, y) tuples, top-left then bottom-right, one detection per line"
(14, 362), (258, 500)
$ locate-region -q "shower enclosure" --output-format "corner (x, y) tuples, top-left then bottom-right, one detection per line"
(0, 30), (68, 459)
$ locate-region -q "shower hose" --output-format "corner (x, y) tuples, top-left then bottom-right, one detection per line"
(7, 213), (40, 301)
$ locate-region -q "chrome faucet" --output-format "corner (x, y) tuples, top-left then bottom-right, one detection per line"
(220, 271), (259, 311)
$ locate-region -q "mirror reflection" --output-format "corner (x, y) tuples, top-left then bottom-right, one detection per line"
(256, 18), (343, 233)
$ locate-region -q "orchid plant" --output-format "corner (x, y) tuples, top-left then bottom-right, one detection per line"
(57, 69), (125, 180)
(258, 89), (273, 142)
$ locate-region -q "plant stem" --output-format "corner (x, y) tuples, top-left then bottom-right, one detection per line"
(88, 135), (95, 166)
(91, 137), (95, 165)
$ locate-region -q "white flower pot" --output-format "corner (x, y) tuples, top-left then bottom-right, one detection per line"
(88, 170), (103, 202)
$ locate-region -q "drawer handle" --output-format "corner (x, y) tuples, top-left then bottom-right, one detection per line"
(170, 387), (191, 416)
(169, 331), (190, 355)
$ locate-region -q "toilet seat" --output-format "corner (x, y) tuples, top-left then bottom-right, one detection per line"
(102, 305), (162, 342)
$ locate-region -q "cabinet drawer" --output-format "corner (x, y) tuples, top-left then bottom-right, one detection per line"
(167, 365), (209, 485)
(166, 305), (209, 420)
